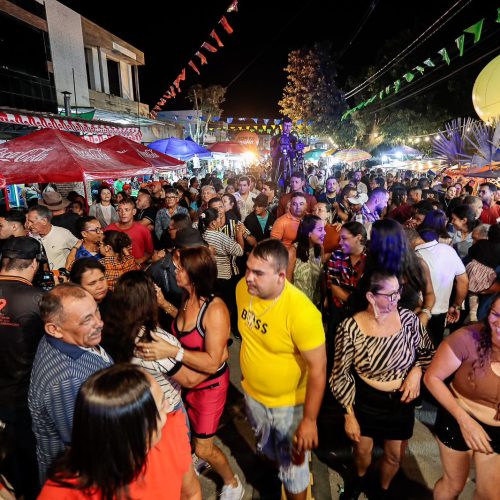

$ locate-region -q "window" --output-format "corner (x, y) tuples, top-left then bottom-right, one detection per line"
(106, 58), (121, 96)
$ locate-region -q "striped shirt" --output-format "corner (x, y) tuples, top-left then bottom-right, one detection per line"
(133, 327), (182, 411)
(330, 308), (434, 408)
(28, 336), (113, 482)
(202, 229), (243, 280)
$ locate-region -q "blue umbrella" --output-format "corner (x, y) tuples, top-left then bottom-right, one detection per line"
(148, 137), (212, 161)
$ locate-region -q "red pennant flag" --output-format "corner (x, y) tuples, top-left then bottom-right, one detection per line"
(153, 105), (161, 111)
(158, 98), (166, 105)
(210, 29), (224, 47)
(173, 76), (182, 93)
(195, 51), (208, 65)
(202, 41), (217, 53)
(163, 93), (170, 99)
(179, 68), (186, 81)
(227, 0), (238, 12)
(219, 16), (233, 34)
(188, 60), (201, 75)
(170, 85), (176, 97)
(150, 111), (157, 119)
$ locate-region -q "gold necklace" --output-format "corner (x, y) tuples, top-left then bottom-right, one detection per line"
(246, 293), (282, 329)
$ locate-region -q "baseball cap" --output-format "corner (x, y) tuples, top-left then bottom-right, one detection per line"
(254, 193), (269, 207)
(1, 236), (41, 260)
(347, 193), (369, 205)
(174, 228), (205, 249)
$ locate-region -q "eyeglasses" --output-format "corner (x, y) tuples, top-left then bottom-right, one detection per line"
(478, 190), (487, 194)
(374, 288), (402, 303)
(85, 228), (103, 233)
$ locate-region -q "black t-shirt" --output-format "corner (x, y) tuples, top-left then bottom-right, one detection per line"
(51, 212), (81, 238)
(0, 276), (45, 416)
(135, 207), (157, 225)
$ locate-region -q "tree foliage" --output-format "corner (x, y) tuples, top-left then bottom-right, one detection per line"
(186, 84), (226, 144)
(278, 42), (357, 148)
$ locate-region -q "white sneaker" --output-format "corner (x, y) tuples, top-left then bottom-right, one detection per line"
(220, 474), (244, 500)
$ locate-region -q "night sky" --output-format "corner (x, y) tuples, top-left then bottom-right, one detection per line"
(58, 0), (497, 118)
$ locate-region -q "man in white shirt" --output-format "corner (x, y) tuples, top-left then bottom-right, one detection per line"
(407, 228), (468, 346)
(25, 205), (78, 270)
(234, 176), (257, 221)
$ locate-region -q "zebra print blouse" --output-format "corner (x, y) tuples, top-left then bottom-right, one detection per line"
(330, 308), (434, 408)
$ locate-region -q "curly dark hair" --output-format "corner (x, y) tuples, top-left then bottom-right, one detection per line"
(469, 294), (499, 383)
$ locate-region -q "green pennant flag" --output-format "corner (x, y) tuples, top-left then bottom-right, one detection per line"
(379, 90), (385, 100)
(403, 72), (415, 82)
(393, 79), (401, 93)
(455, 34), (465, 56)
(464, 18), (484, 43)
(438, 48), (450, 65)
(497, 7), (500, 23)
(385, 85), (391, 95)
(367, 95), (377, 104)
(414, 66), (425, 75)
(423, 58), (435, 67)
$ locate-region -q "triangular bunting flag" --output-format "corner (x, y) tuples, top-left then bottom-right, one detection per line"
(202, 41), (217, 53)
(274, 119), (281, 125)
(385, 86), (391, 95)
(210, 29), (224, 47)
(188, 60), (201, 75)
(195, 51), (208, 65)
(227, 117), (233, 123)
(393, 79), (401, 93)
(464, 18), (484, 43)
(297, 119), (304, 125)
(413, 66), (425, 75)
(455, 34), (465, 57)
(212, 117), (220, 122)
(307, 121), (313, 126)
(252, 118), (258, 123)
(263, 119), (269, 125)
(403, 72), (415, 83)
(170, 86), (176, 97)
(423, 58), (435, 67)
(438, 48), (450, 65)
(178, 68), (186, 81)
(497, 7), (500, 23)
(219, 15), (234, 34)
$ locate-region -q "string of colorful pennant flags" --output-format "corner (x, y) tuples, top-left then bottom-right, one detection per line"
(150, 0), (239, 119)
(341, 7), (500, 121)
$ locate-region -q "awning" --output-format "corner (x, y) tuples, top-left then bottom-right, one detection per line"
(0, 110), (142, 142)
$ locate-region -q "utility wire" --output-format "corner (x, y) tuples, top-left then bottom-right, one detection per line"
(226, 0), (315, 88)
(345, 0), (473, 99)
(365, 39), (500, 116)
(336, 0), (379, 61)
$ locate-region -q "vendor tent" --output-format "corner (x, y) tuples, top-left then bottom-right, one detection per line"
(101, 136), (185, 173)
(148, 137), (212, 160)
(0, 129), (152, 184)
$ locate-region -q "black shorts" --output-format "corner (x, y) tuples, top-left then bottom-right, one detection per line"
(435, 406), (500, 454)
(354, 374), (415, 441)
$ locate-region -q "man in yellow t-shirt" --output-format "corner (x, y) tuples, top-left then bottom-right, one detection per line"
(236, 239), (326, 500)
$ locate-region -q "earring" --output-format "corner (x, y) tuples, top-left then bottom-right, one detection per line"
(373, 303), (380, 319)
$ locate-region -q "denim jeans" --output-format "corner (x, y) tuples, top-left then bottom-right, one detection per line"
(244, 392), (310, 494)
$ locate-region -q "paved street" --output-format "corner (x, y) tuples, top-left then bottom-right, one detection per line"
(198, 340), (475, 499)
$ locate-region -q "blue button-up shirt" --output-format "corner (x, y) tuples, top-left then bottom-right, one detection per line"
(28, 336), (112, 482)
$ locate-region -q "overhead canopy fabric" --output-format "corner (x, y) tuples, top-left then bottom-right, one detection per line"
(148, 137), (212, 160)
(0, 129), (151, 184)
(208, 141), (252, 155)
(101, 136), (185, 172)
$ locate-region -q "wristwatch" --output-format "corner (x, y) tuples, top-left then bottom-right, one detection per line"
(451, 304), (463, 311)
(175, 347), (184, 362)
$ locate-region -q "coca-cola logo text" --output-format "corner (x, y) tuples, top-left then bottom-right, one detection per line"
(0, 147), (54, 163)
(70, 147), (112, 161)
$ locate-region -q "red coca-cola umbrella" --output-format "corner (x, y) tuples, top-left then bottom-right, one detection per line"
(101, 135), (184, 173)
(0, 129), (151, 184)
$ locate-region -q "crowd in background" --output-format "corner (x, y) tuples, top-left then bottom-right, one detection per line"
(0, 164), (499, 500)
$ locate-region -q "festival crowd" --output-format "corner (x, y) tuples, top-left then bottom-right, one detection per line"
(0, 166), (499, 500)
